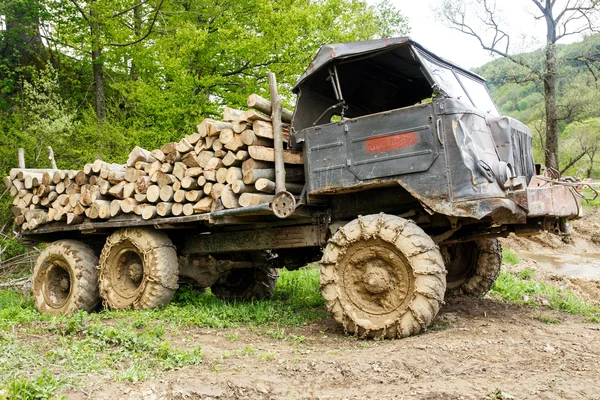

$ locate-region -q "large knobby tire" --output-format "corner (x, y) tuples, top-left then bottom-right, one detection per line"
(320, 214), (446, 339)
(211, 267), (279, 301)
(32, 240), (99, 314)
(442, 239), (501, 297)
(99, 227), (179, 310)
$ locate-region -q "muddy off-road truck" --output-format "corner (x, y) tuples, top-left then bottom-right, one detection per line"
(14, 37), (582, 339)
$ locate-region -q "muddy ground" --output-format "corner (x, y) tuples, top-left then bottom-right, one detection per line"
(70, 211), (600, 400)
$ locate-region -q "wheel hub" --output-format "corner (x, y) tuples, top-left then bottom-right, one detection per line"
(111, 247), (145, 299)
(342, 241), (413, 316)
(43, 262), (72, 308)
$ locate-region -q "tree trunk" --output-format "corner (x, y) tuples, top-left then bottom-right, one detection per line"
(90, 3), (106, 121)
(544, 42), (558, 170)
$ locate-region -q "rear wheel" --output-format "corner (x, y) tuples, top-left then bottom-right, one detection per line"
(32, 240), (99, 314)
(99, 227), (179, 310)
(442, 239), (501, 297)
(211, 267), (278, 301)
(319, 214), (446, 339)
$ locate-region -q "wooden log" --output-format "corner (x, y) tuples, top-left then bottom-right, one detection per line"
(203, 135), (216, 150)
(232, 181), (253, 194)
(222, 151), (242, 167)
(65, 183), (80, 195)
(75, 170), (88, 185)
(69, 194), (82, 208)
(181, 176), (199, 189)
(248, 146), (303, 164)
(159, 185), (175, 202)
(156, 172), (177, 188)
(127, 146), (155, 167)
(161, 142), (178, 154)
(197, 175), (206, 187)
(255, 178), (304, 194)
(240, 109), (271, 123)
(239, 193), (274, 207)
(24, 174), (43, 189)
(185, 167), (203, 177)
(164, 150), (181, 164)
(172, 162), (187, 181)
(203, 182), (213, 196)
(125, 167), (145, 183)
(40, 191), (58, 207)
(219, 128), (234, 145)
(100, 164), (125, 180)
(186, 133), (201, 145)
(146, 185), (161, 203)
(224, 134), (244, 152)
(220, 185), (239, 209)
(182, 203), (194, 216)
(123, 182), (136, 199)
(197, 151), (215, 169)
(223, 107), (244, 122)
(173, 189), (187, 203)
(42, 171), (52, 186)
(172, 202), (184, 216)
(242, 166), (305, 184)
(185, 190), (202, 202)
(107, 169), (126, 185)
(232, 120), (249, 134)
(172, 180), (182, 191)
(210, 182), (224, 200)
(181, 152), (200, 168)
(216, 168), (228, 184)
(83, 163), (93, 176)
(193, 197), (213, 213)
(160, 163), (174, 173)
(108, 181), (127, 199)
(120, 198), (139, 214)
(198, 119), (232, 137)
(252, 120), (290, 142)
(18, 148), (25, 169)
(135, 176), (152, 194)
(247, 93), (293, 123)
(176, 138), (194, 153)
(241, 129), (273, 147)
(134, 193), (147, 203)
(212, 138), (223, 152)
(156, 202), (174, 217)
(67, 213), (84, 225)
(110, 200), (123, 217)
(3, 176), (12, 190)
(225, 167), (243, 184)
(142, 205), (157, 220)
(151, 149), (166, 162)
(214, 149), (226, 158)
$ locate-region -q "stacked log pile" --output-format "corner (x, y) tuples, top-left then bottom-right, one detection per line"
(4, 95), (304, 231)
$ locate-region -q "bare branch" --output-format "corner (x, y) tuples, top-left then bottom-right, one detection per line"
(109, 0), (164, 47)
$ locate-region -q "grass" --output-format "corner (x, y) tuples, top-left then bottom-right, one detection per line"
(581, 187), (600, 208)
(0, 267), (326, 398)
(502, 248), (520, 265)
(491, 268), (600, 322)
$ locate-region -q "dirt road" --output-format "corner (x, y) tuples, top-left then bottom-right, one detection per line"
(69, 211), (600, 400)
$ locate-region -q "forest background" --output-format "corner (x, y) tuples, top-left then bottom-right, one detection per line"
(1, 0), (599, 259)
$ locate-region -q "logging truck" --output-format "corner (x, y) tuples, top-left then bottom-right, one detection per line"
(6, 37), (583, 339)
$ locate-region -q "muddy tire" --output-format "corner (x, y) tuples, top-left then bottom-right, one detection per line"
(320, 214), (446, 339)
(211, 267), (279, 301)
(442, 239), (501, 297)
(99, 227), (179, 310)
(32, 240), (99, 314)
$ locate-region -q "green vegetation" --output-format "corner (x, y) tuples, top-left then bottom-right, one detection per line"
(501, 249), (520, 266)
(476, 34), (600, 178)
(0, 267), (325, 397)
(491, 268), (600, 323)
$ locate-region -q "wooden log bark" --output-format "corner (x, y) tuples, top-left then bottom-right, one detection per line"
(161, 142), (178, 154)
(255, 178), (304, 194)
(181, 153), (200, 168)
(238, 193), (274, 207)
(232, 120), (249, 134)
(127, 146), (154, 167)
(252, 120), (290, 143)
(176, 138), (194, 153)
(185, 167), (203, 177)
(223, 107), (244, 122)
(247, 93), (293, 123)
(151, 149), (166, 162)
(248, 146), (303, 164)
(135, 176), (152, 194)
(240, 109), (271, 123)
(220, 185), (239, 209)
(241, 130), (274, 147)
(172, 162), (187, 181)
(198, 119), (232, 137)
(193, 197), (213, 213)
(232, 181), (253, 194)
(224, 134), (244, 152)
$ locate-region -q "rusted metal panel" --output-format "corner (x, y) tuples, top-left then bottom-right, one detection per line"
(183, 224), (327, 255)
(526, 177), (581, 218)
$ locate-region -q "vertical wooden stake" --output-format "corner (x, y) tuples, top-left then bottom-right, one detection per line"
(18, 148), (25, 169)
(268, 72), (285, 193)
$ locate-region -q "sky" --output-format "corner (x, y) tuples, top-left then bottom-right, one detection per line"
(384, 0), (549, 70)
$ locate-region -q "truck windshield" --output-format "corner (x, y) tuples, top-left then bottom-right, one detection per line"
(419, 52), (499, 116)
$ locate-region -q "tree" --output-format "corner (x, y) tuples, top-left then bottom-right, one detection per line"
(440, 0), (600, 170)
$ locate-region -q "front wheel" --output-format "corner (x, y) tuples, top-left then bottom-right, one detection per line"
(319, 214), (446, 339)
(32, 240), (99, 314)
(98, 227), (179, 310)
